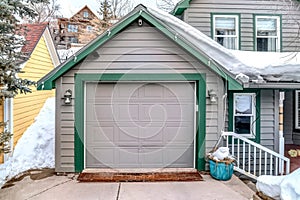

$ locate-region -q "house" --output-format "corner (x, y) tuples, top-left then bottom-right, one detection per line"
(37, 4), (300, 175)
(51, 5), (101, 49)
(0, 23), (60, 163)
(172, 0), (300, 150)
(172, 0), (300, 52)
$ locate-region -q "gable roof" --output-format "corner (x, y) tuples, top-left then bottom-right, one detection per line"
(19, 23), (48, 56)
(70, 5), (98, 20)
(37, 4), (243, 91)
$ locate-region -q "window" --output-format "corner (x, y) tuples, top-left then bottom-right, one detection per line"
(68, 24), (78, 32)
(295, 90), (300, 129)
(233, 93), (256, 137)
(212, 14), (239, 50)
(255, 16), (281, 52)
(69, 37), (78, 43)
(83, 11), (89, 18)
(86, 26), (93, 32)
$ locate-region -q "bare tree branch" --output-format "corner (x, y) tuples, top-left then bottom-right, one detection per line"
(156, 0), (176, 12)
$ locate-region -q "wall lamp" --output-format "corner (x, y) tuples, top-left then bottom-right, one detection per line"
(64, 89), (72, 104)
(208, 89), (217, 104)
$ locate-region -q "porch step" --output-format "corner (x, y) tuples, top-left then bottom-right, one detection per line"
(77, 168), (203, 182)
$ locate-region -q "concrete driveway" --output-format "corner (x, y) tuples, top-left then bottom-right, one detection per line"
(0, 170), (256, 200)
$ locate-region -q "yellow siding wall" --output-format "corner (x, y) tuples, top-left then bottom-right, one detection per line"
(13, 36), (55, 147)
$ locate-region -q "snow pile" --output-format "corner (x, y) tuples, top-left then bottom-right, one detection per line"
(57, 47), (82, 62)
(147, 7), (300, 82)
(0, 97), (55, 188)
(257, 168), (300, 200)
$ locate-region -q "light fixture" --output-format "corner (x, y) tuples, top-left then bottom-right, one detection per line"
(208, 89), (217, 104)
(64, 89), (72, 104)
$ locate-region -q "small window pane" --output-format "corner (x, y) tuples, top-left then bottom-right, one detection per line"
(257, 38), (277, 51)
(235, 95), (252, 115)
(216, 17), (235, 30)
(257, 18), (277, 31)
(235, 116), (251, 134)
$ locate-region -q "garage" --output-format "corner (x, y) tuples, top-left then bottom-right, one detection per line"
(85, 82), (196, 168)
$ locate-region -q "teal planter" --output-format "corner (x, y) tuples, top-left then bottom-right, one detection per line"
(209, 159), (234, 181)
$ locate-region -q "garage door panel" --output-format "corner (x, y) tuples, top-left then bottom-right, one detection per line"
(85, 82), (195, 168)
(86, 125), (114, 145)
(116, 127), (139, 144)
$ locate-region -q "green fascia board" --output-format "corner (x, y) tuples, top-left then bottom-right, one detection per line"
(171, 0), (192, 15)
(37, 9), (143, 90)
(38, 6), (242, 91)
(74, 73), (207, 172)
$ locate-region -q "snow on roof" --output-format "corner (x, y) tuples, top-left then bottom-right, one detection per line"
(148, 7), (300, 83)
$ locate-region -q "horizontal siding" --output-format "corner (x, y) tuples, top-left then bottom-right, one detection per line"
(260, 90), (276, 151)
(13, 37), (55, 147)
(56, 21), (225, 172)
(0, 102), (3, 163)
(185, 0), (300, 51)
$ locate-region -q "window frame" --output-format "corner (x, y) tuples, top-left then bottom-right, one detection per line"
(228, 90), (261, 143)
(83, 11), (89, 19)
(211, 13), (240, 50)
(295, 90), (300, 129)
(254, 15), (281, 52)
(68, 24), (78, 33)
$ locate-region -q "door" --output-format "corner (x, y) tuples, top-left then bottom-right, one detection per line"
(85, 82), (195, 168)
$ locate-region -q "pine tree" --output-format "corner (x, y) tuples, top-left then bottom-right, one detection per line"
(0, 0), (48, 153)
(98, 0), (113, 28)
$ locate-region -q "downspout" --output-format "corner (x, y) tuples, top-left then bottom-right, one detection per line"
(279, 91), (285, 174)
(3, 98), (13, 162)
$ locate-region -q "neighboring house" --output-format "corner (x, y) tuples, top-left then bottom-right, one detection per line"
(172, 0), (300, 146)
(172, 0), (300, 52)
(0, 23), (60, 163)
(37, 5), (300, 175)
(51, 5), (101, 49)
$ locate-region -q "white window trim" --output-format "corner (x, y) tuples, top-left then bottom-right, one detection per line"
(233, 93), (256, 138)
(295, 90), (300, 129)
(212, 14), (239, 50)
(255, 15), (281, 52)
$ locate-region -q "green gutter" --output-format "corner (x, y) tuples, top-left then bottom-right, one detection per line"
(171, 0), (192, 16)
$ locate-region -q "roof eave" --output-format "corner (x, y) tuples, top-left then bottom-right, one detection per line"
(171, 0), (191, 16)
(38, 4), (243, 91)
(247, 82), (300, 89)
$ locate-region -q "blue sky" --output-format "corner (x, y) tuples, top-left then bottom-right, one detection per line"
(57, 0), (175, 18)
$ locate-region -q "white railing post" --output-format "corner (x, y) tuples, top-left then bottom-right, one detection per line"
(279, 91), (285, 174)
(220, 131), (290, 179)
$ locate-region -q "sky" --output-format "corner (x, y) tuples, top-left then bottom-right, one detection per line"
(57, 0), (178, 18)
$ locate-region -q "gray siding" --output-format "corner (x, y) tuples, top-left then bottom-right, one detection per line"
(184, 0), (300, 51)
(55, 21), (225, 172)
(260, 90), (278, 151)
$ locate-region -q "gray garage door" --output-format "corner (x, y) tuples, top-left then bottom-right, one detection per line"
(85, 82), (195, 168)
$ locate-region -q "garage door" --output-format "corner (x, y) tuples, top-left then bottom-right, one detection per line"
(85, 82), (195, 168)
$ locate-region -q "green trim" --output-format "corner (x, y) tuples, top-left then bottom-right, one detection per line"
(171, 0), (192, 16)
(228, 89), (261, 143)
(210, 13), (241, 50)
(38, 7), (242, 91)
(38, 10), (142, 90)
(253, 14), (282, 52)
(74, 73), (206, 172)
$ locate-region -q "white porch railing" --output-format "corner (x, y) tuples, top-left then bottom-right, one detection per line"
(221, 131), (290, 180)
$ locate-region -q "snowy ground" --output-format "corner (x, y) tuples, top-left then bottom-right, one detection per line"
(0, 97), (55, 188)
(257, 168), (300, 200)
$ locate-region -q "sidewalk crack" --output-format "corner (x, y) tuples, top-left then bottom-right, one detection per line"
(116, 183), (121, 200)
(25, 179), (72, 200)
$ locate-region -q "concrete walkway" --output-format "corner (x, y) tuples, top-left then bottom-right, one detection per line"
(0, 172), (256, 200)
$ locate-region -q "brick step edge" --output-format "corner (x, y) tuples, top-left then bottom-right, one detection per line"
(77, 172), (203, 182)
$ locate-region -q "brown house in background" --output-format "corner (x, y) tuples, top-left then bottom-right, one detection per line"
(51, 5), (101, 49)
